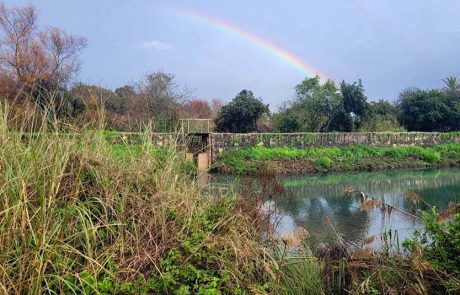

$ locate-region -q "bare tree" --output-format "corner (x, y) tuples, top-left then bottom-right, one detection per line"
(0, 3), (86, 90)
(183, 99), (212, 119)
(39, 27), (86, 83)
(210, 98), (224, 118)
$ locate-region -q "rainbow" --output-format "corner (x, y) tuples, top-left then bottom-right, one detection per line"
(168, 5), (327, 80)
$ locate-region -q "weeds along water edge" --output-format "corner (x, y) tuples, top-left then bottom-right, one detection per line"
(237, 174), (460, 294)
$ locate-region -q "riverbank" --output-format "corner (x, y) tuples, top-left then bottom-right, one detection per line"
(212, 144), (460, 175)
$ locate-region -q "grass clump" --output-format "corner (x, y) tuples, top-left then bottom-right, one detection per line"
(270, 241), (324, 295)
(315, 156), (333, 169)
(0, 104), (268, 294)
(213, 144), (460, 175)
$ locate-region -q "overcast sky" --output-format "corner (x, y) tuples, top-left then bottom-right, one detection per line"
(6, 0), (460, 108)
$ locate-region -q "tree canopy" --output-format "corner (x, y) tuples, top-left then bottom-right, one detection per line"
(214, 90), (269, 133)
(273, 76), (373, 132)
(398, 88), (460, 131)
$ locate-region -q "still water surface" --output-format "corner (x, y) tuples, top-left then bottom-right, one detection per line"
(213, 168), (460, 249)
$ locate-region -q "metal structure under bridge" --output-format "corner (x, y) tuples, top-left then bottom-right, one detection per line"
(179, 119), (213, 172)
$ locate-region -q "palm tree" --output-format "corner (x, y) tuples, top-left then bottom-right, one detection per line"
(442, 76), (460, 94)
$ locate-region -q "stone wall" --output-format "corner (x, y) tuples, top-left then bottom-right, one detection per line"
(151, 133), (185, 147)
(210, 132), (460, 162)
(145, 132), (460, 164)
(108, 133), (185, 146)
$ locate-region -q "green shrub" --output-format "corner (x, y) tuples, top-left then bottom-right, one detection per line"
(315, 156), (333, 169)
(383, 148), (407, 159)
(405, 209), (460, 275)
(420, 150), (441, 163)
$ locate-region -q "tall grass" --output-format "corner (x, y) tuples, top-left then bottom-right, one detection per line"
(0, 103), (269, 294)
(269, 241), (324, 295)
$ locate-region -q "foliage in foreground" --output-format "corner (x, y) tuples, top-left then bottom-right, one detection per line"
(0, 106), (270, 294)
(316, 203), (460, 294)
(266, 180), (460, 294)
(213, 144), (460, 174)
(405, 209), (460, 276)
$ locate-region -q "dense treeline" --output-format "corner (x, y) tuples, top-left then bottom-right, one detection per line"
(215, 75), (460, 133)
(1, 3), (459, 133)
(216, 77), (460, 132)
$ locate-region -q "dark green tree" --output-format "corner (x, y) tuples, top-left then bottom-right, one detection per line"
(272, 111), (302, 133)
(398, 88), (460, 131)
(362, 100), (400, 131)
(290, 76), (343, 132)
(340, 80), (369, 131)
(214, 90), (269, 133)
(272, 102), (302, 133)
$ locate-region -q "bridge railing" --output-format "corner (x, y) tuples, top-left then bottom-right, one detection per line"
(179, 119), (212, 134)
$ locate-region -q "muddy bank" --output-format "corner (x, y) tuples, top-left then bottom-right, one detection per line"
(274, 157), (460, 175)
(214, 157), (460, 175)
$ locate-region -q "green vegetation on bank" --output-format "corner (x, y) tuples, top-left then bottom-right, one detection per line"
(110, 143), (198, 175)
(213, 144), (460, 174)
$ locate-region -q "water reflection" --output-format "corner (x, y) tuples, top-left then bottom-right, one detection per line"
(214, 168), (460, 248)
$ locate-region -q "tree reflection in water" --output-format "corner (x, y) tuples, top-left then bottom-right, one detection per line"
(213, 168), (460, 248)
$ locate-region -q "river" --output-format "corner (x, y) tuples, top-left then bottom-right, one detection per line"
(211, 168), (460, 249)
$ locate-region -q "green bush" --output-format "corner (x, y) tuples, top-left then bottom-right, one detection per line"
(316, 156), (333, 169)
(420, 150), (441, 163)
(405, 209), (460, 275)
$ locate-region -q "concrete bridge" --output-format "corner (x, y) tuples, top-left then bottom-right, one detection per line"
(179, 119), (212, 172)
